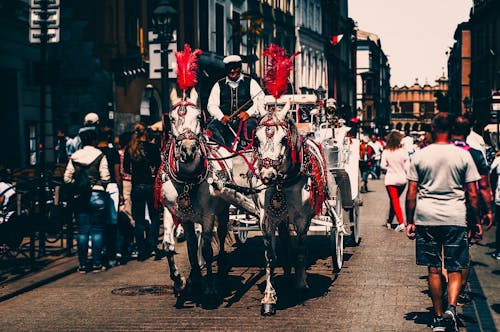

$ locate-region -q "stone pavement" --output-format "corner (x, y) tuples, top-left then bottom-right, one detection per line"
(0, 177), (498, 331)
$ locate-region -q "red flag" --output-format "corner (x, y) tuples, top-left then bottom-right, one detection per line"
(330, 34), (343, 46)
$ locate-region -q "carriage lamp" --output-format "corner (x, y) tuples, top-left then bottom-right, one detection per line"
(315, 85), (326, 101)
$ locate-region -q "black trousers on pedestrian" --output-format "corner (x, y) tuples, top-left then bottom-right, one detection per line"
(207, 117), (258, 148)
(131, 183), (160, 255)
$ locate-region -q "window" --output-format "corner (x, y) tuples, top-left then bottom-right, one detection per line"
(27, 124), (38, 166)
(200, 0), (209, 50)
(232, 11), (241, 55)
(215, 4), (224, 55)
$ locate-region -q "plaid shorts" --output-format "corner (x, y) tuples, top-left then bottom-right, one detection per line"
(415, 225), (469, 272)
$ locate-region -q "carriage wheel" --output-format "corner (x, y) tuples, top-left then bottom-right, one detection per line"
(330, 226), (344, 273)
(331, 187), (344, 272)
(350, 201), (361, 246)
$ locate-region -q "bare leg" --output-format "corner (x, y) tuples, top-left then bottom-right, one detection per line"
(429, 267), (444, 316)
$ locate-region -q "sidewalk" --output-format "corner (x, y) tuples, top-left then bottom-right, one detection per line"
(0, 177), (498, 331)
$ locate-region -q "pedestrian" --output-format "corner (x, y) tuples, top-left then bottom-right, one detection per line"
(97, 129), (122, 268)
(450, 115), (492, 305)
(489, 150), (500, 260)
(380, 131), (409, 231)
(118, 131), (135, 259)
(406, 112), (481, 332)
(66, 112), (100, 157)
(64, 128), (110, 273)
(54, 129), (68, 164)
(359, 136), (374, 193)
(368, 134), (384, 179)
(124, 123), (161, 261)
(464, 112), (487, 161)
(206, 55), (265, 149)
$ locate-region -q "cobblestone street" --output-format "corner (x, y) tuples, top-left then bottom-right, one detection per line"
(0, 178), (498, 331)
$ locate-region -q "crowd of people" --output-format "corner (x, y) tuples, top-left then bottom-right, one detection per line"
(56, 114), (164, 273)
(360, 112), (499, 332)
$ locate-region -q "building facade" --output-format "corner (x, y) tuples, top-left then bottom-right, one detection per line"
(469, 0), (500, 125)
(447, 22), (472, 115)
(390, 76), (448, 133)
(295, 0), (327, 95)
(323, 0), (356, 119)
(355, 30), (391, 135)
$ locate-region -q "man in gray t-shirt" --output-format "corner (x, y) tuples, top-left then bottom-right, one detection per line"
(407, 144), (480, 227)
(405, 112), (481, 332)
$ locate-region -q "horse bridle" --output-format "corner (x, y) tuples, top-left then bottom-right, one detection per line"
(256, 118), (299, 177)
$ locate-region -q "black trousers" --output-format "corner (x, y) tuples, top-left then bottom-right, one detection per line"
(207, 117), (258, 147)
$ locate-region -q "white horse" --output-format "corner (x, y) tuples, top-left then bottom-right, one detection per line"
(254, 101), (329, 315)
(160, 87), (232, 306)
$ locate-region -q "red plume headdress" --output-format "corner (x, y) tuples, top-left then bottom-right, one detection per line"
(263, 44), (300, 99)
(175, 44), (202, 91)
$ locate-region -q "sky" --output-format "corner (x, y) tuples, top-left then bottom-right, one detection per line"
(349, 0), (472, 87)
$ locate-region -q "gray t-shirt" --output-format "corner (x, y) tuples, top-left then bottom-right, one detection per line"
(407, 143), (480, 227)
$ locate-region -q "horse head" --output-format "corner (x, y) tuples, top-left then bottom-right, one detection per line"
(254, 100), (299, 185)
(169, 88), (203, 163)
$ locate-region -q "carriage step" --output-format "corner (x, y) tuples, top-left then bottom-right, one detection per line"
(311, 217), (333, 227)
(309, 225), (330, 232)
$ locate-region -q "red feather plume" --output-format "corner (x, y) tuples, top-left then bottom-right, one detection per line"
(175, 44), (202, 91)
(263, 44), (300, 99)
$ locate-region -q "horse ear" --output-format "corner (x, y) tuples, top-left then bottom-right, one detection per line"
(275, 100), (290, 121)
(170, 87), (179, 102)
(189, 88), (199, 105)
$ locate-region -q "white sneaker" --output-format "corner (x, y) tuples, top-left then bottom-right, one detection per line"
(386, 223), (392, 229)
(395, 224), (405, 232)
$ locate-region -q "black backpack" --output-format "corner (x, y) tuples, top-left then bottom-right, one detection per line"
(72, 153), (104, 203)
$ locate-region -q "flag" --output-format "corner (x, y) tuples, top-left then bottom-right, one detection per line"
(330, 34), (343, 46)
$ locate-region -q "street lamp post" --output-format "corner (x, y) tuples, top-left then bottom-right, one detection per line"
(152, 0), (177, 132)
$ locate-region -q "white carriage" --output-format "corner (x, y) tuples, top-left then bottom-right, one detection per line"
(230, 94), (361, 271)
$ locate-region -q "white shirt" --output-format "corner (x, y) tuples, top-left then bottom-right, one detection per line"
(380, 148), (409, 186)
(207, 74), (265, 121)
(368, 140), (383, 160)
(490, 156), (500, 204)
(466, 130), (487, 160)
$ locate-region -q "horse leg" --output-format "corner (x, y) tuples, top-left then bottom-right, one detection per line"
(216, 205), (229, 278)
(294, 218), (310, 297)
(162, 208), (186, 296)
(201, 213), (219, 307)
(261, 218), (278, 316)
(183, 222), (202, 294)
(278, 220), (291, 277)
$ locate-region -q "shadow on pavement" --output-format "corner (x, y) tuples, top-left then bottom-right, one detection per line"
(403, 308), (433, 328)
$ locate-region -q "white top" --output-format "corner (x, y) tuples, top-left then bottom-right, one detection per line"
(380, 148), (409, 186)
(368, 140), (383, 160)
(64, 146), (110, 191)
(207, 74), (265, 120)
(407, 144), (481, 227)
(0, 182), (15, 208)
(466, 130), (487, 160)
(490, 156), (500, 204)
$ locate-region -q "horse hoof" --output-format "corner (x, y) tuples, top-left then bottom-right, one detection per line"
(261, 303), (276, 316)
(173, 276), (187, 295)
